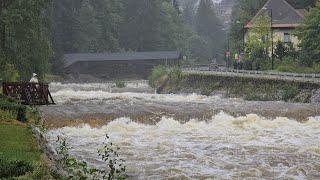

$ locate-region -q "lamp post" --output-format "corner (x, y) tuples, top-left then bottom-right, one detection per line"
(226, 34), (230, 68)
(263, 7), (274, 70)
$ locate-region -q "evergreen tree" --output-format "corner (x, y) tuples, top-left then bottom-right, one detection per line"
(92, 0), (123, 52)
(0, 0), (53, 80)
(275, 41), (287, 61)
(195, 0), (225, 62)
(182, 0), (196, 27)
(74, 0), (100, 53)
(120, 0), (164, 51)
(51, 0), (81, 74)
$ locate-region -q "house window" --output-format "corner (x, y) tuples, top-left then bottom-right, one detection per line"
(284, 33), (291, 43)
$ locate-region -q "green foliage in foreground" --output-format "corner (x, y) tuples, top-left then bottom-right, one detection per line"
(0, 95), (27, 122)
(0, 123), (55, 179)
(56, 134), (126, 179)
(0, 159), (34, 179)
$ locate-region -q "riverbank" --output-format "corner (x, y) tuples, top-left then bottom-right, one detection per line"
(0, 96), (55, 179)
(155, 70), (320, 104)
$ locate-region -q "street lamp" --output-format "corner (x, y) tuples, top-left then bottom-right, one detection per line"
(262, 6), (274, 70)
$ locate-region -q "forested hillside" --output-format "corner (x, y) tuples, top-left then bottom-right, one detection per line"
(0, 0), (225, 80)
(52, 0), (226, 73)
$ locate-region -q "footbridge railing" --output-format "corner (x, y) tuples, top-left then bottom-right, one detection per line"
(181, 65), (320, 83)
(2, 82), (55, 105)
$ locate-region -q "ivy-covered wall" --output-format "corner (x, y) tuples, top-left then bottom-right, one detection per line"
(161, 73), (320, 103)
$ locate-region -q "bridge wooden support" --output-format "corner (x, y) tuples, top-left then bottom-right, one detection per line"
(2, 82), (55, 105)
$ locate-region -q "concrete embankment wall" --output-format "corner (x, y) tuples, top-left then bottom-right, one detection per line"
(160, 73), (320, 103)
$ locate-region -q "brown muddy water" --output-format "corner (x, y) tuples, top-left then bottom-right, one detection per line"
(42, 81), (320, 179)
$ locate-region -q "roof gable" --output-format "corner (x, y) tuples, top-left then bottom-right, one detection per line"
(245, 0), (305, 28)
(64, 51), (182, 68)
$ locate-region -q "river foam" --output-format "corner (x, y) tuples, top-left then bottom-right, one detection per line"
(46, 112), (320, 179)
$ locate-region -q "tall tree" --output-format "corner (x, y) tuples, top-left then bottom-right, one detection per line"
(120, 0), (164, 51)
(51, 0), (82, 74)
(296, 1), (320, 66)
(182, 0), (196, 27)
(195, 0), (225, 62)
(91, 0), (123, 52)
(1, 0), (53, 80)
(229, 0), (267, 53)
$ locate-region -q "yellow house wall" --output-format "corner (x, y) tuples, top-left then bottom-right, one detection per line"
(245, 28), (300, 48)
(272, 29), (300, 48)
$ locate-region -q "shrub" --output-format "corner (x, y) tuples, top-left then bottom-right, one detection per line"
(115, 80), (125, 88)
(148, 65), (168, 88)
(168, 67), (182, 83)
(0, 109), (16, 122)
(0, 159), (34, 178)
(0, 95), (27, 122)
(0, 63), (19, 83)
(280, 85), (299, 102)
(200, 86), (212, 96)
(276, 57), (320, 73)
(56, 134), (126, 179)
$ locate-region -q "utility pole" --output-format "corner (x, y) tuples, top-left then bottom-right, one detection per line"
(271, 9), (274, 70)
(236, 20), (245, 53)
(227, 35), (230, 69)
(263, 7), (274, 70)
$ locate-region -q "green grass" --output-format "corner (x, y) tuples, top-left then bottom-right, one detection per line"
(0, 123), (42, 164)
(276, 62), (320, 74)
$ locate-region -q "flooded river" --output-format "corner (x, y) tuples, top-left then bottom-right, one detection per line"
(43, 81), (320, 179)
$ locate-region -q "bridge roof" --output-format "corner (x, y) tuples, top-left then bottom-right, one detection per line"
(64, 51), (182, 68)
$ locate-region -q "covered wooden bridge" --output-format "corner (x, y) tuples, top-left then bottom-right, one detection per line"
(64, 51), (182, 79)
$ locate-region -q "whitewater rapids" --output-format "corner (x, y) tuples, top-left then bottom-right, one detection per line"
(43, 81), (320, 179)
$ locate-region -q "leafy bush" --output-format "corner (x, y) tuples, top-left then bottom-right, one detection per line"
(0, 95), (27, 122)
(0, 109), (16, 122)
(148, 65), (168, 88)
(115, 80), (125, 88)
(0, 159), (34, 178)
(0, 63), (19, 83)
(56, 134), (126, 179)
(276, 57), (320, 73)
(280, 85), (299, 102)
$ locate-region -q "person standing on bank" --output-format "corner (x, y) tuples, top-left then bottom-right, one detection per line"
(30, 73), (39, 83)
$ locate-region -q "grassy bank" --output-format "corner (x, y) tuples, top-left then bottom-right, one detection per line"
(0, 96), (53, 179)
(150, 67), (320, 103)
(0, 124), (41, 163)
